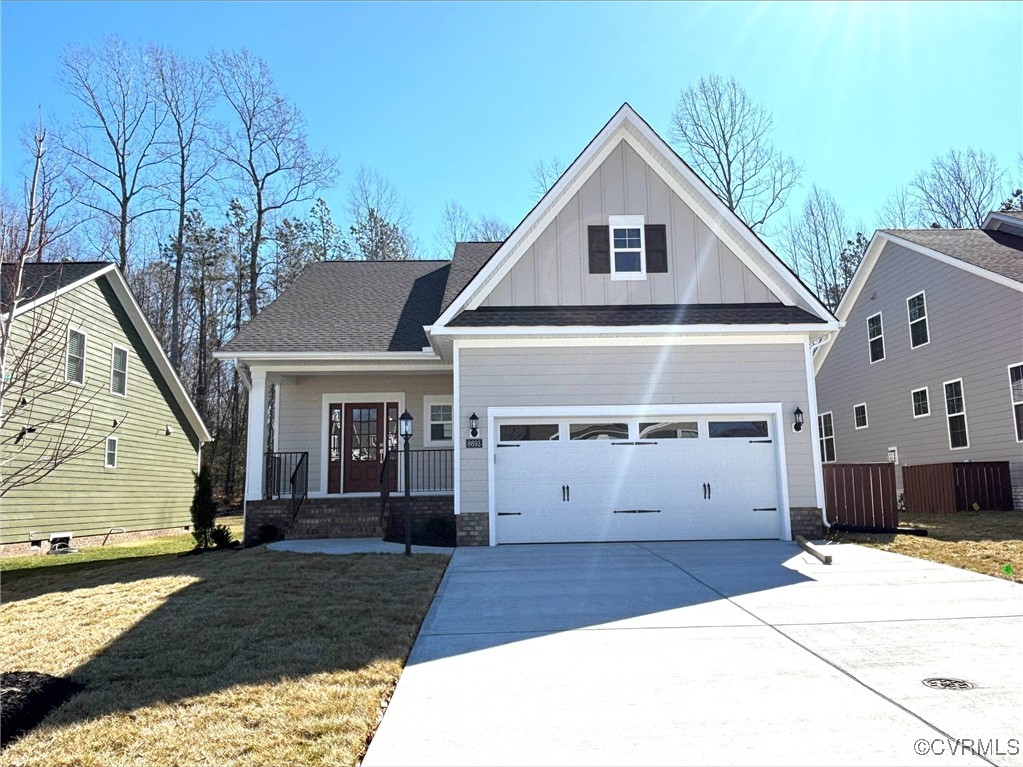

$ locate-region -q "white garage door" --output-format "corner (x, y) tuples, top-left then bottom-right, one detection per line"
(494, 415), (782, 544)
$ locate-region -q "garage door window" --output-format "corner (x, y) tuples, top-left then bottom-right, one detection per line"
(570, 423), (628, 440)
(499, 424), (559, 442)
(708, 421), (769, 438)
(639, 421), (698, 439)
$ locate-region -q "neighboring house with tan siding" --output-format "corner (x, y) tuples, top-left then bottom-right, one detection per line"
(1, 262), (212, 553)
(216, 104), (841, 546)
(814, 210), (1023, 508)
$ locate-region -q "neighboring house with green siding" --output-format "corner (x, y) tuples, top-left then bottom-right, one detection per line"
(1, 262), (212, 553)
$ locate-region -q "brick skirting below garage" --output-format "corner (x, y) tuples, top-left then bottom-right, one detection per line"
(244, 495), (454, 545)
(789, 507), (826, 540)
(456, 512), (490, 546)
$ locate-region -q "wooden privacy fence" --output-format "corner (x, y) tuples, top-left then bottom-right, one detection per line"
(823, 463), (899, 531)
(903, 461), (1013, 514)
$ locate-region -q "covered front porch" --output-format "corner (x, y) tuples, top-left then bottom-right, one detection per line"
(240, 363), (457, 544)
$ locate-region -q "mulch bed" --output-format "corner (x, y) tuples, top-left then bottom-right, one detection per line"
(1, 671), (84, 748)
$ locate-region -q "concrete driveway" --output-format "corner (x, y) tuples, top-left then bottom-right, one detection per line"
(363, 541), (1023, 766)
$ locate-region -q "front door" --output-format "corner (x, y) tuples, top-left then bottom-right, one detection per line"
(327, 402), (400, 494)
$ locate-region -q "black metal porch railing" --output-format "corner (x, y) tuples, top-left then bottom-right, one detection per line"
(264, 451), (309, 520)
(406, 448), (454, 492)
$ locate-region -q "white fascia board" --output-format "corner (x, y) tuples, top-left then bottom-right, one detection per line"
(7, 263), (118, 319)
(982, 211), (1023, 233)
(258, 362), (453, 374)
(211, 350), (442, 361)
(453, 333), (814, 349)
(104, 269), (213, 443)
(432, 323), (840, 338)
(621, 115), (835, 321)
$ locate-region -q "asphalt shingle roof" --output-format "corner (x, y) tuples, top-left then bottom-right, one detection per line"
(447, 304), (826, 327)
(884, 228), (1023, 283)
(993, 210), (1023, 220)
(1, 261), (111, 313)
(441, 242), (501, 311)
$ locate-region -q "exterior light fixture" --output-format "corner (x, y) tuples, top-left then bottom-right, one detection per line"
(165, 424), (173, 436)
(469, 412), (479, 438)
(398, 409), (414, 556)
(793, 407), (804, 432)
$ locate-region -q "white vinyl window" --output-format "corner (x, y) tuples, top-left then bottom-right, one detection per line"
(105, 437), (118, 468)
(907, 292), (929, 348)
(911, 387), (930, 418)
(854, 403), (868, 430)
(867, 312), (884, 363)
(423, 396), (453, 446)
(943, 378), (969, 450)
(66, 328), (86, 385)
(110, 344), (128, 397)
(1009, 364), (1023, 442)
(608, 215), (645, 280)
(818, 412), (836, 463)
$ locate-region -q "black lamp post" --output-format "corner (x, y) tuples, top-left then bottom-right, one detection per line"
(399, 409), (414, 556)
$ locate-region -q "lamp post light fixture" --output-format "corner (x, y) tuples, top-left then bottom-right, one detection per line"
(398, 409), (414, 556)
(469, 412), (479, 438)
(793, 406), (804, 433)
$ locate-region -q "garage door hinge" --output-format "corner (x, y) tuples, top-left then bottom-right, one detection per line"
(748, 439), (773, 443)
(613, 509), (661, 514)
(752, 507), (778, 512)
(497, 512), (522, 516)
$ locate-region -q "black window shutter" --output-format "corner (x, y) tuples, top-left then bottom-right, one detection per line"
(588, 225), (610, 274)
(645, 224), (668, 273)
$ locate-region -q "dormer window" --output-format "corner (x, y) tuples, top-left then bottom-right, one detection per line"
(608, 215), (646, 280)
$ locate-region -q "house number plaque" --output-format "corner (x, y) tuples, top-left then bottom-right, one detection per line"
(465, 438), (483, 449)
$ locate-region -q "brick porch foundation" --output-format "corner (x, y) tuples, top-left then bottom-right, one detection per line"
(789, 506), (826, 540)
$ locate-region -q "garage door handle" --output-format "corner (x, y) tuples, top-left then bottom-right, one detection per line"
(753, 507), (777, 512)
(498, 512), (522, 516)
(562, 485), (566, 502)
(708, 483), (711, 499)
(748, 439), (772, 444)
(702, 482), (708, 499)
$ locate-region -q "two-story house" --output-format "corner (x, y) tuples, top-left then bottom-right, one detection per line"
(814, 211), (1023, 508)
(216, 104), (840, 546)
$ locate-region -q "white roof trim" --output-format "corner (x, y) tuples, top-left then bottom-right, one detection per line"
(102, 269), (213, 443)
(433, 103), (834, 328)
(813, 230), (1023, 374)
(211, 350), (443, 361)
(431, 322), (839, 337)
(982, 210), (1023, 231)
(8, 263), (118, 319)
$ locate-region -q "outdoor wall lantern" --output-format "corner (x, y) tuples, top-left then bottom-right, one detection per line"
(793, 407), (804, 433)
(398, 409), (414, 556)
(469, 412), (479, 438)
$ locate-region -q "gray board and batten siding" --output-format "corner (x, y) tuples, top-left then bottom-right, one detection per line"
(2, 276), (203, 545)
(814, 240), (1023, 496)
(480, 139), (779, 308)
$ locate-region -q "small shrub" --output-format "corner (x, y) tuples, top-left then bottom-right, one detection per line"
(255, 523), (283, 545)
(423, 515), (456, 547)
(211, 525), (235, 550)
(190, 465), (218, 549)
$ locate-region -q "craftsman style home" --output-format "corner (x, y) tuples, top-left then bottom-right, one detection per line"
(1, 262), (212, 553)
(815, 210), (1023, 508)
(217, 104), (840, 546)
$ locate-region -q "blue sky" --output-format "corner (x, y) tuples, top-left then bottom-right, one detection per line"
(2, 1), (1020, 254)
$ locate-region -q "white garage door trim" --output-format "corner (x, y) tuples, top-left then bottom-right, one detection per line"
(487, 403), (791, 545)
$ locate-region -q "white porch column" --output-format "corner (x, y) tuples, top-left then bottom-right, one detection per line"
(245, 369), (267, 501)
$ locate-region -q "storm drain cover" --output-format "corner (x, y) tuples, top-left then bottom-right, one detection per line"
(922, 677), (975, 690)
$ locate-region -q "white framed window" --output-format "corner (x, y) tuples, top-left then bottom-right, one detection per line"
(867, 312), (884, 363)
(888, 446), (899, 464)
(943, 378), (969, 450)
(608, 214), (645, 280)
(907, 291), (929, 349)
(854, 403), (868, 430)
(110, 344), (128, 397)
(66, 328), (86, 385)
(423, 396), (453, 446)
(1009, 363), (1023, 442)
(105, 436), (118, 468)
(911, 387), (930, 418)
(818, 412), (836, 463)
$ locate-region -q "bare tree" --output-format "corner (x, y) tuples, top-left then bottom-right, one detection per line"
(910, 148), (1006, 228)
(1, 130), (125, 495)
(530, 156), (564, 199)
(670, 74), (801, 232)
(473, 214), (510, 241)
(876, 185), (917, 229)
(433, 201), (510, 257)
(342, 166), (416, 260)
(212, 48), (338, 317)
(783, 186), (860, 311)
(59, 37), (169, 270)
(150, 44), (218, 370)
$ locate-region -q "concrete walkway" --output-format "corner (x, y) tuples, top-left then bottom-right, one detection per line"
(267, 539), (453, 555)
(363, 541), (1023, 767)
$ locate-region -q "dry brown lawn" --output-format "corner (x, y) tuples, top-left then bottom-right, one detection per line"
(0, 543), (448, 767)
(832, 510), (1023, 583)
